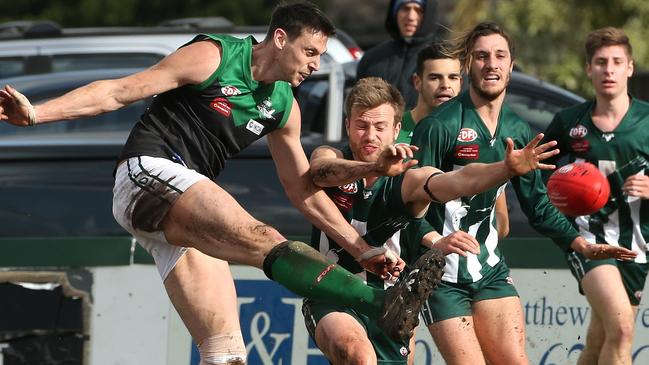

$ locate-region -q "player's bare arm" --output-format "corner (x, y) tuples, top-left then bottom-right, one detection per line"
(403, 133), (559, 206)
(0, 40), (222, 126)
(570, 236), (637, 261)
(310, 144), (419, 187)
(269, 100), (405, 278)
(495, 193), (510, 239)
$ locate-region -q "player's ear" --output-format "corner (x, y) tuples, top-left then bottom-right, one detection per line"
(274, 28), (288, 49)
(413, 73), (422, 92)
(393, 121), (401, 142)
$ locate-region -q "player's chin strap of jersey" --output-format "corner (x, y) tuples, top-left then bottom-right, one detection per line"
(589, 155), (648, 228)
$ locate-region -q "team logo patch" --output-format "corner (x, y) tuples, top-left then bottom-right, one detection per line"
(246, 119), (264, 135)
(338, 182), (358, 194)
(220, 85), (241, 96)
(506, 276), (514, 285)
(569, 139), (590, 153)
(455, 144), (479, 159)
(569, 124), (588, 139)
(602, 133), (615, 142)
(210, 97), (232, 117)
(400, 346), (409, 357)
(457, 128), (478, 142)
(635, 290), (643, 301)
(257, 97), (276, 120)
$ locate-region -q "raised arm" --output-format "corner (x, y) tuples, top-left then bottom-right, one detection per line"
(310, 144), (419, 187)
(268, 100), (405, 278)
(0, 40), (221, 126)
(403, 133), (559, 206)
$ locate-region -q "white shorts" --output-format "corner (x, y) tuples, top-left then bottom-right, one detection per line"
(113, 156), (208, 280)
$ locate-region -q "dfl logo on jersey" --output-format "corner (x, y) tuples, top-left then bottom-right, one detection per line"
(569, 124), (590, 153)
(457, 128), (478, 142)
(220, 85), (242, 96)
(569, 124), (588, 139)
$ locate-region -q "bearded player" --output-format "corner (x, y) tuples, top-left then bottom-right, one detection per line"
(411, 22), (636, 365)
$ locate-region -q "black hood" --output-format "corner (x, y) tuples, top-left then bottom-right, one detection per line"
(385, 0), (439, 42)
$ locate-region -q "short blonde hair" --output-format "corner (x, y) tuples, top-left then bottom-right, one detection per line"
(345, 77), (404, 127)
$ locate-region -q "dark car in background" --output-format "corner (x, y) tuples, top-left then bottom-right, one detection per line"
(0, 68), (584, 241)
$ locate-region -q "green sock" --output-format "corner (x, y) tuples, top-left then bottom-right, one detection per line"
(263, 241), (384, 318)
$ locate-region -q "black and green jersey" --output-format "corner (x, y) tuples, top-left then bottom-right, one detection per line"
(544, 98), (649, 264)
(119, 34), (294, 180)
(411, 91), (579, 283)
(310, 148), (424, 289)
(395, 110), (416, 144)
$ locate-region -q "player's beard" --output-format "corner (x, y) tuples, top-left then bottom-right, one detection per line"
(470, 71), (510, 101)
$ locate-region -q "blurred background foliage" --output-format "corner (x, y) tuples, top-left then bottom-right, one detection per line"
(451, 0), (649, 98)
(2, 0), (648, 98)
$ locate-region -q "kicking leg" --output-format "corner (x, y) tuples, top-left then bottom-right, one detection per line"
(161, 179), (444, 341)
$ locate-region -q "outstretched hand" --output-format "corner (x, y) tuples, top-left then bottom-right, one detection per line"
(0, 85), (36, 127)
(374, 144), (419, 177)
(580, 243), (637, 261)
(505, 133), (559, 176)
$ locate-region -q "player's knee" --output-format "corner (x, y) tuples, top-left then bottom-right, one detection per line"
(331, 338), (376, 365)
(607, 320), (635, 346)
(197, 332), (247, 365)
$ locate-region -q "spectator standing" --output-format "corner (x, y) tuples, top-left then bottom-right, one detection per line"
(356, 0), (439, 109)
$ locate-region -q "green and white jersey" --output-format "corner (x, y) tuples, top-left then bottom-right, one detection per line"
(395, 110), (416, 144)
(544, 98), (649, 263)
(119, 34), (294, 180)
(310, 149), (423, 289)
(412, 91), (579, 283)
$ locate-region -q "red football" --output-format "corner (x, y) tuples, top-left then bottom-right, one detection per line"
(547, 162), (610, 217)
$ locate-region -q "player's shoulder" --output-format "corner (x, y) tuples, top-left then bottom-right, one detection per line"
(630, 97), (649, 115)
(554, 101), (594, 126)
(418, 94), (465, 131)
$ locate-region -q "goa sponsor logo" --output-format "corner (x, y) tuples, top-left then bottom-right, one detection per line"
(221, 85), (242, 96)
(457, 128), (478, 142)
(338, 182), (358, 194)
(569, 124), (588, 139)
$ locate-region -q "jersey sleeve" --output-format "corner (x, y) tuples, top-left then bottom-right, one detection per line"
(540, 112), (569, 181)
(511, 126), (579, 252)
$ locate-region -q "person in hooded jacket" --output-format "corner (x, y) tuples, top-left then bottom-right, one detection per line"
(356, 0), (440, 109)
